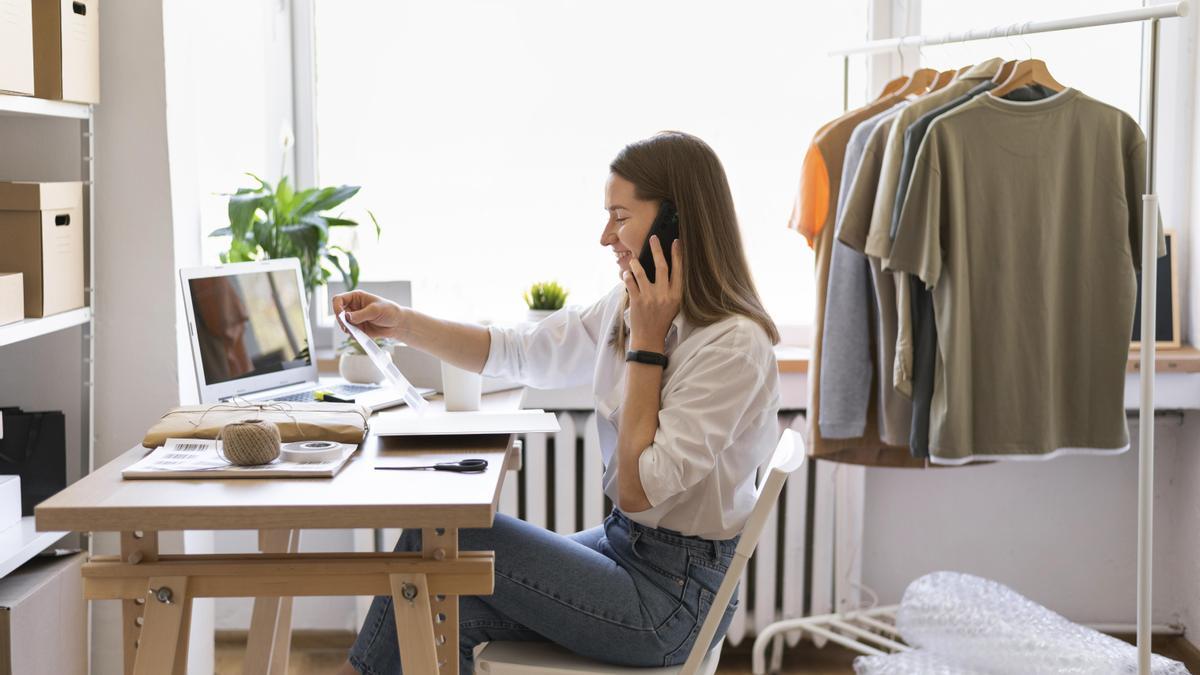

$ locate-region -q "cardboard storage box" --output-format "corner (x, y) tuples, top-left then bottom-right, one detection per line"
(0, 182), (83, 317)
(32, 0), (99, 103)
(0, 0), (34, 95)
(0, 553), (86, 675)
(0, 477), (18, 532)
(0, 275), (21, 326)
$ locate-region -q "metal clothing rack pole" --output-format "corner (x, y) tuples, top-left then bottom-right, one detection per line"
(751, 4), (1190, 674)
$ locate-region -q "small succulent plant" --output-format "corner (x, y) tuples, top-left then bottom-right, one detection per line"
(523, 281), (569, 310)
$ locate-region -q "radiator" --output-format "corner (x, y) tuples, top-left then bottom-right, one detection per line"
(496, 410), (853, 648)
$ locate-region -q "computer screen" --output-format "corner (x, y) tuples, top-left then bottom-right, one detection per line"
(188, 269), (311, 386)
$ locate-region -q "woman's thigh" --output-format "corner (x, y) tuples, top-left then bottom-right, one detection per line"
(428, 514), (691, 664)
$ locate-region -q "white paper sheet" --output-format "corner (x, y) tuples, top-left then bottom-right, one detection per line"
(122, 438), (356, 479)
(371, 409), (561, 436)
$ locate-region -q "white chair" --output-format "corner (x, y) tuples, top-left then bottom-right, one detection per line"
(475, 429), (807, 675)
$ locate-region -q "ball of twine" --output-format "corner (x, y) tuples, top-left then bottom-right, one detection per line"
(219, 419), (281, 466)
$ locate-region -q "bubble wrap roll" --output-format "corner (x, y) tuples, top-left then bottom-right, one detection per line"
(854, 649), (987, 674)
(854, 572), (1190, 675)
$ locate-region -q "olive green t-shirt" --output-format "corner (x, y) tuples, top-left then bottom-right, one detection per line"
(887, 89), (1162, 464)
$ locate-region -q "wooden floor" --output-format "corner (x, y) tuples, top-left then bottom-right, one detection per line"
(214, 630), (1200, 675)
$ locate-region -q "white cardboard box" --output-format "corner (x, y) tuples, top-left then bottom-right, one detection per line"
(0, 478), (17, 532)
(0, 553), (86, 675)
(0, 0), (34, 96)
(32, 0), (98, 103)
(0, 182), (84, 317)
(0, 274), (20, 327)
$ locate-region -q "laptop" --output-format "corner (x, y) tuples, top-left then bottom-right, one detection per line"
(179, 258), (437, 411)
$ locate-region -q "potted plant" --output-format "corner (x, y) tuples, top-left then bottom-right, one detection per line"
(337, 335), (396, 384)
(523, 281), (568, 322)
(208, 173), (380, 298)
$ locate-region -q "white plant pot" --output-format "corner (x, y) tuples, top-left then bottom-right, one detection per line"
(526, 308), (558, 323)
(338, 352), (384, 384)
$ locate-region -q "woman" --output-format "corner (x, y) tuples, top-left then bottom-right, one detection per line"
(334, 131), (781, 674)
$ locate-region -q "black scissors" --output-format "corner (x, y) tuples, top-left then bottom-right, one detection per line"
(376, 459), (489, 473)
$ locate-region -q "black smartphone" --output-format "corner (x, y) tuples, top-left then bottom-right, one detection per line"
(638, 200), (679, 284)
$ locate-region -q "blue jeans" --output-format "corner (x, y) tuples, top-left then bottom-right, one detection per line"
(348, 508), (740, 674)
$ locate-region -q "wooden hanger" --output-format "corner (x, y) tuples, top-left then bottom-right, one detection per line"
(895, 68), (938, 98)
(991, 59), (1065, 97)
(874, 76), (910, 101)
(991, 60), (1018, 84)
(929, 69), (957, 92)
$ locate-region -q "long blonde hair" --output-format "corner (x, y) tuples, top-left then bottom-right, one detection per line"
(607, 131), (780, 355)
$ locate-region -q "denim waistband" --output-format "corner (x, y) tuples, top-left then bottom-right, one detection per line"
(609, 508), (739, 557)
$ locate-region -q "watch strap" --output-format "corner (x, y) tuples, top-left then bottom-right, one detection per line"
(626, 349), (668, 368)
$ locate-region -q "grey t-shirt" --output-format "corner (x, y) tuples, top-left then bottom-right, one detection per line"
(819, 103), (905, 439)
(825, 112), (912, 446)
(888, 89), (1161, 463)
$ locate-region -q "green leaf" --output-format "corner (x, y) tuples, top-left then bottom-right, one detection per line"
(208, 226), (233, 237)
(324, 217), (358, 227)
(228, 192), (266, 239)
(324, 253), (349, 290)
(276, 176), (295, 216)
(346, 249), (360, 289)
(297, 185), (360, 215)
(282, 214), (329, 236)
(367, 210), (381, 238)
(244, 172), (272, 192)
(329, 246), (360, 290)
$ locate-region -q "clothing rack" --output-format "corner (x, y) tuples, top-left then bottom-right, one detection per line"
(751, 3), (1191, 674)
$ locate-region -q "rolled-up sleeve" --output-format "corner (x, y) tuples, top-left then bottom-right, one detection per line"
(637, 346), (769, 508)
(480, 286), (616, 390)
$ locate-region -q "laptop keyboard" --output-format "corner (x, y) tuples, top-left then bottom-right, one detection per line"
(274, 383), (380, 402)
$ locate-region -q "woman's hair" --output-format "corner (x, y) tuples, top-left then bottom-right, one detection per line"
(607, 131), (780, 356)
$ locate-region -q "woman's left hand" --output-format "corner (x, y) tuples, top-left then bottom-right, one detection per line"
(624, 235), (683, 350)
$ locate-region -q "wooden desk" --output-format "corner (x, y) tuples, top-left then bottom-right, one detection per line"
(36, 389), (523, 675)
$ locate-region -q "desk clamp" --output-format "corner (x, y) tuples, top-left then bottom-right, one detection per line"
(150, 586), (174, 604)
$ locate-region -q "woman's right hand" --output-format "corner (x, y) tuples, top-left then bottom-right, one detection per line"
(332, 290), (405, 340)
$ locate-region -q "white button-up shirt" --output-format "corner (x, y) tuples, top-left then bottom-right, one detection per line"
(482, 284), (781, 539)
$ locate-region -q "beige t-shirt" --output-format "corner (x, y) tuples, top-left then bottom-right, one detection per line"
(887, 89), (1161, 464)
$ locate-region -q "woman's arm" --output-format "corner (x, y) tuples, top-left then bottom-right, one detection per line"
(616, 333), (665, 513)
(334, 287), (616, 387)
(333, 290), (491, 373)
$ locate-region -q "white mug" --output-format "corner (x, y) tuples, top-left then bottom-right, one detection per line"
(440, 360), (482, 411)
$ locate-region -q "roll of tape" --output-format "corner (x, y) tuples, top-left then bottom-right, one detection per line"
(281, 441), (346, 463)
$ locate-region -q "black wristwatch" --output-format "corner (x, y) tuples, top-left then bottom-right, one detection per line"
(626, 349), (668, 369)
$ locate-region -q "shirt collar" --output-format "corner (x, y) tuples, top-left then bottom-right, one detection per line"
(958, 57), (1005, 81)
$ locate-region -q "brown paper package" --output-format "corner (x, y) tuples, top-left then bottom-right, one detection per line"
(142, 402), (369, 449)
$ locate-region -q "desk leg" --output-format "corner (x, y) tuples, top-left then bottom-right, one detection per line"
(390, 573), (440, 673)
(172, 596), (193, 675)
(120, 531), (159, 675)
(424, 527), (460, 675)
(132, 575), (190, 675)
(244, 529), (300, 675)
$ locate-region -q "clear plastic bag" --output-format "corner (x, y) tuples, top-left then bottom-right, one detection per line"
(853, 572), (1190, 675)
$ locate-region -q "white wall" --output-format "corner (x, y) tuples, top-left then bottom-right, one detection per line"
(90, 1), (185, 673)
(862, 417), (1188, 625)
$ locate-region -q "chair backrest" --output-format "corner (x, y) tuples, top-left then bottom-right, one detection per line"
(679, 428), (806, 675)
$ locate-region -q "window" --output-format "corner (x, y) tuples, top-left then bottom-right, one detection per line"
(309, 1), (869, 335)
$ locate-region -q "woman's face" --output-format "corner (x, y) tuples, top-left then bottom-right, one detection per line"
(602, 173), (658, 280)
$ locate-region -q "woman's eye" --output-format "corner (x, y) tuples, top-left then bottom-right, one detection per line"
(616, 218), (628, 224)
